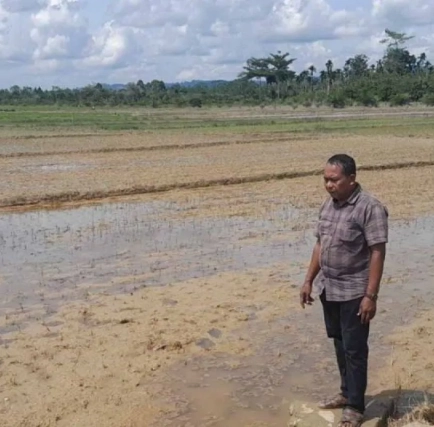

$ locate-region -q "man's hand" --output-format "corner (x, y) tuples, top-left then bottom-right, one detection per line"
(300, 282), (314, 309)
(300, 241), (321, 309)
(358, 297), (377, 324)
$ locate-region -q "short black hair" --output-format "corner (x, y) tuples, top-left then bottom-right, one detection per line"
(327, 154), (356, 176)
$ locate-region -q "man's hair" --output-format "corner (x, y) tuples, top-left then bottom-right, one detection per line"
(327, 154), (356, 176)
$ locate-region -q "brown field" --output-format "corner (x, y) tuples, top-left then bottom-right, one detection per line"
(1, 133), (434, 208)
(0, 107), (434, 427)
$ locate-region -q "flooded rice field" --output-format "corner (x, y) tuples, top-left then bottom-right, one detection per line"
(0, 199), (311, 313)
(1, 188), (434, 426)
(2, 198), (433, 314)
(2, 110), (434, 426)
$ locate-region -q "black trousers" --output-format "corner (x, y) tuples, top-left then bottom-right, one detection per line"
(320, 291), (370, 414)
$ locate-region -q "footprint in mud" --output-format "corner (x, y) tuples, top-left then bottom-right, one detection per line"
(44, 321), (63, 327)
(208, 328), (222, 339)
(196, 338), (216, 350)
(0, 337), (14, 347)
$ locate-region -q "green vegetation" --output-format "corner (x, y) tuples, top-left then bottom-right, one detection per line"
(2, 106), (434, 134)
(1, 29), (434, 109)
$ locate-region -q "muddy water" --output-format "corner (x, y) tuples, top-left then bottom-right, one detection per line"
(0, 200), (310, 312)
(0, 201), (432, 311)
(1, 201), (434, 425)
(147, 216), (434, 427)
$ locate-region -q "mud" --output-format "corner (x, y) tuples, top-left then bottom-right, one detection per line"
(1, 198), (433, 309)
(147, 237), (434, 427)
(2, 161), (434, 210)
(1, 198), (434, 426)
(0, 200), (309, 314)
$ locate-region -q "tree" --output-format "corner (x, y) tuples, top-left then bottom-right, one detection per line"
(308, 65), (316, 91)
(344, 55), (369, 79)
(239, 51), (296, 99)
(325, 60), (334, 95)
(146, 80), (167, 107)
(240, 51), (296, 84)
(380, 29), (416, 75)
(2, 30), (434, 110)
(415, 53), (433, 75)
(296, 70), (310, 93)
(380, 29), (414, 49)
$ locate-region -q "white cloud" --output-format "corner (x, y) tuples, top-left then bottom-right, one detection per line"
(30, 0), (89, 62)
(32, 0), (83, 28)
(1, 0), (434, 88)
(113, 0), (270, 30)
(0, 4), (12, 58)
(372, 0), (434, 27)
(33, 58), (63, 72)
(0, 4), (7, 26)
(298, 41), (332, 69)
(0, 0), (41, 13)
(81, 21), (140, 68)
(0, 20), (30, 65)
(261, 0), (367, 43)
(38, 34), (69, 58)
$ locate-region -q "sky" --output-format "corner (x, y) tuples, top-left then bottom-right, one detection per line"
(1, 0), (434, 89)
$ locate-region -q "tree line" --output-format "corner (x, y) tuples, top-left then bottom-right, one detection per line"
(2, 29), (434, 108)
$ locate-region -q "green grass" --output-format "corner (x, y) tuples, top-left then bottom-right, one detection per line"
(1, 106), (434, 137)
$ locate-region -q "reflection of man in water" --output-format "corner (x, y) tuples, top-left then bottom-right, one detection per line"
(300, 154), (388, 427)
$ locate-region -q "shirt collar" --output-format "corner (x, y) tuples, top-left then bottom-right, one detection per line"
(334, 184), (362, 206)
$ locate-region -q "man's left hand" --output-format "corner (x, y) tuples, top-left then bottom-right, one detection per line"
(358, 297), (377, 324)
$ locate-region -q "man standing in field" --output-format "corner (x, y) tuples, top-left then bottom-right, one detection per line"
(300, 154), (388, 427)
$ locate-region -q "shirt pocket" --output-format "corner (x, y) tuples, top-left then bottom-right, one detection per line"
(318, 219), (333, 236)
(336, 220), (364, 244)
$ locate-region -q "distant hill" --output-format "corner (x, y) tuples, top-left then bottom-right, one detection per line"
(102, 80), (230, 91)
(102, 84), (126, 90)
(167, 80), (229, 88)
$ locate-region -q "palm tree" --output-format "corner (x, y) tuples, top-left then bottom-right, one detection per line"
(239, 51), (297, 99)
(325, 60), (334, 95)
(308, 65), (316, 91)
(297, 70), (310, 93)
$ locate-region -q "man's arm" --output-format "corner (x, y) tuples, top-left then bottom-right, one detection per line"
(304, 240), (321, 284)
(366, 243), (386, 297)
(358, 242), (386, 324)
(363, 200), (388, 298)
(300, 240), (321, 308)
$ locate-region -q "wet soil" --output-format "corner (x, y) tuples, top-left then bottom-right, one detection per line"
(0, 200), (310, 314)
(1, 200), (433, 426)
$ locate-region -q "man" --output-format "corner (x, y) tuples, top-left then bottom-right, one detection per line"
(300, 154), (388, 427)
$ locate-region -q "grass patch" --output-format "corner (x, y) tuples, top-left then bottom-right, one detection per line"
(2, 106), (434, 136)
(389, 401), (434, 426)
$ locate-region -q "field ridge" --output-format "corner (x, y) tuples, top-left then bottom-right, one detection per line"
(2, 160), (433, 209)
(0, 136), (313, 158)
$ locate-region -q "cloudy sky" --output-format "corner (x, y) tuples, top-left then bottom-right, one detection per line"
(1, 0), (434, 88)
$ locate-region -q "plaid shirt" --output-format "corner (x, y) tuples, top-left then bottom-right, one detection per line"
(314, 185), (388, 302)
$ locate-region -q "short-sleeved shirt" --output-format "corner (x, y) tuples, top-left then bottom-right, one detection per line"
(314, 184), (388, 302)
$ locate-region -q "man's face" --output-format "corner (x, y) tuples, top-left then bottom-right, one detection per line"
(323, 163), (355, 201)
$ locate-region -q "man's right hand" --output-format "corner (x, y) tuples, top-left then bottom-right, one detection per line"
(300, 281), (314, 309)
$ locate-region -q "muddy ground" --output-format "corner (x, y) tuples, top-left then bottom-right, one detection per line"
(0, 125), (434, 207)
(0, 110), (434, 426)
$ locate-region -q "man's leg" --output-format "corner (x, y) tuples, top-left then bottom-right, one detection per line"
(340, 296), (370, 414)
(334, 337), (348, 397)
(320, 292), (348, 402)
